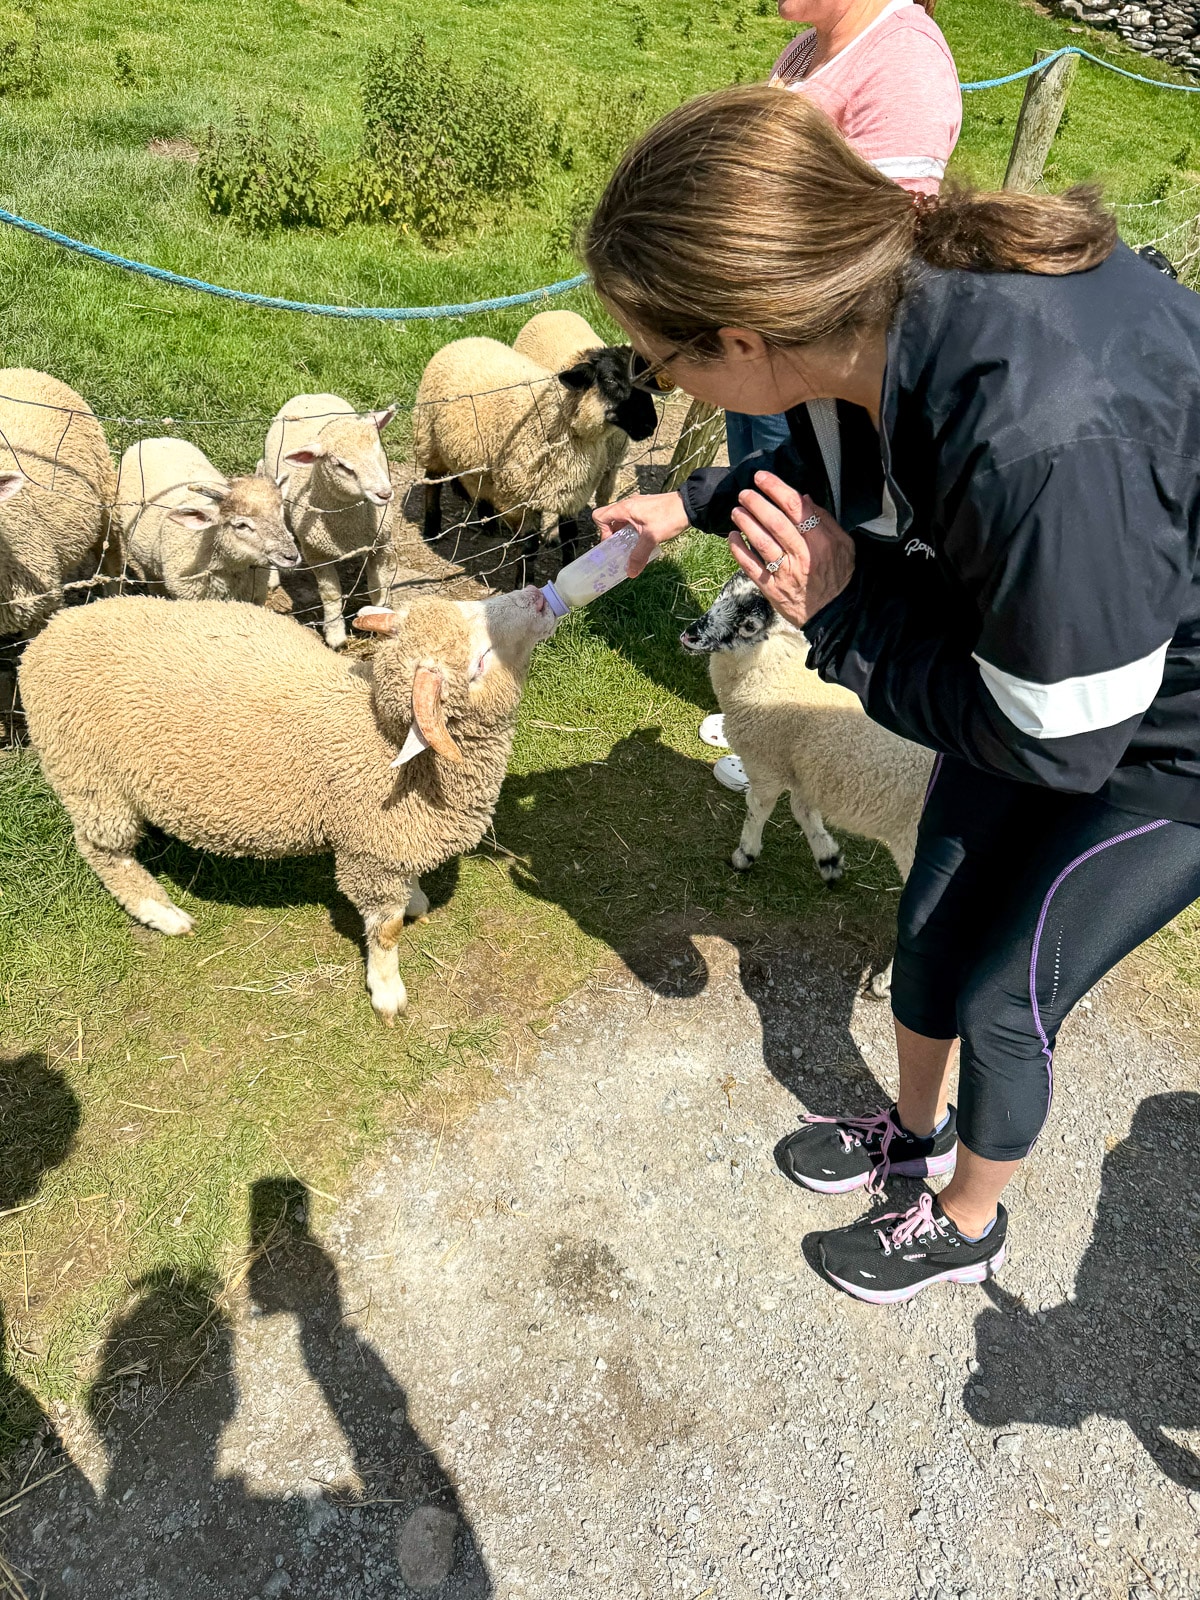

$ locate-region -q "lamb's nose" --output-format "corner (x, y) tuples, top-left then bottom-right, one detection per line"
(376, 484), (394, 502)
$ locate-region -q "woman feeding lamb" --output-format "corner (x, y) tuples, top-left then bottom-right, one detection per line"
(588, 86), (1200, 1304)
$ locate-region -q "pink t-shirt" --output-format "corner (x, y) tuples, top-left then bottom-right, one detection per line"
(771, 0), (962, 195)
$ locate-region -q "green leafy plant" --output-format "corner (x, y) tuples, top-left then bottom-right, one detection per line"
(0, 2), (46, 97)
(197, 110), (326, 232)
(357, 34), (555, 239)
(113, 46), (142, 90)
(629, 4), (650, 48)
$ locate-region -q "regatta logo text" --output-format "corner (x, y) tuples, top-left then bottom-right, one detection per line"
(905, 539), (936, 560)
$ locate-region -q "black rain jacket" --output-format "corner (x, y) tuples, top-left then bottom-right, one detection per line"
(680, 243), (1200, 823)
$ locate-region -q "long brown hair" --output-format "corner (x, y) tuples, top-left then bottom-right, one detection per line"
(584, 87), (1116, 355)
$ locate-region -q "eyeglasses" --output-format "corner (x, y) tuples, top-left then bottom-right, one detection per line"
(627, 349), (679, 395)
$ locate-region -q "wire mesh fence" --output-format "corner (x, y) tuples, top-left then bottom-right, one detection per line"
(1, 197), (1196, 744)
(0, 377), (710, 745)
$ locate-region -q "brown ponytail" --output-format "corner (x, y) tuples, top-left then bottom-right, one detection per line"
(584, 87), (1116, 356)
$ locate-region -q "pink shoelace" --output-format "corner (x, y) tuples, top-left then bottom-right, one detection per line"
(872, 1191), (943, 1256)
(801, 1108), (900, 1194)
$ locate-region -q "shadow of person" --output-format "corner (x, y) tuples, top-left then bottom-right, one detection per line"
(964, 1091), (1200, 1488)
(2, 1184), (491, 1598)
(495, 729), (890, 1118)
(247, 1176), (491, 1595)
(0, 1053), (81, 1465)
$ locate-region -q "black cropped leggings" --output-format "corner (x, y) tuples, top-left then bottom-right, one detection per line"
(891, 756), (1200, 1163)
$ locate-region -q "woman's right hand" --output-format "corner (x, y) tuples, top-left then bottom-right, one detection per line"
(592, 491), (690, 577)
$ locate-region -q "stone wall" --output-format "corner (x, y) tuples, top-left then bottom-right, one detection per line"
(1053, 0), (1200, 75)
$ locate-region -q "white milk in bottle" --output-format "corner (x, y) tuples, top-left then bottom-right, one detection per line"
(540, 527), (655, 618)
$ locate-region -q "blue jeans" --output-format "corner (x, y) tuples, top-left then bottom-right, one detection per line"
(724, 410), (792, 468)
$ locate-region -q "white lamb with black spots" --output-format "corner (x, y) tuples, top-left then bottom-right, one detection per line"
(682, 572), (933, 995)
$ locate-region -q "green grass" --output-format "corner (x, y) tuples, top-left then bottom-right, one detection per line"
(4, 0), (1200, 1442)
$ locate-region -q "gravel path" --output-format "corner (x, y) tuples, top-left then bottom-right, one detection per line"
(4, 930), (1198, 1599)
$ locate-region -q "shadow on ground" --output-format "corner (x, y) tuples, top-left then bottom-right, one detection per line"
(0, 1054), (81, 1462)
(965, 1090), (1200, 1488)
(0, 1179), (491, 1599)
(498, 728), (897, 1121)
(150, 829), (462, 948)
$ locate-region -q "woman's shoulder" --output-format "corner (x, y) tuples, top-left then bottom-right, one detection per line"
(819, 5), (961, 119)
(855, 4), (959, 79)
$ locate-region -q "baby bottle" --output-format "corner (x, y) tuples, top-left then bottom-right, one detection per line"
(540, 527), (654, 618)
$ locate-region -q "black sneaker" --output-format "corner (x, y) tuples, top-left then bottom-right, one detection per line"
(815, 1192), (1008, 1305)
(778, 1104), (957, 1196)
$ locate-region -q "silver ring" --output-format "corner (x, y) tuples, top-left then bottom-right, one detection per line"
(764, 557), (783, 574)
(798, 513), (821, 533)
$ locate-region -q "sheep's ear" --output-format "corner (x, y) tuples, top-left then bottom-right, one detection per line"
(168, 505), (219, 531)
(187, 481), (230, 503)
(369, 404), (397, 433)
(411, 665), (463, 763)
(390, 723), (429, 768)
(353, 606), (399, 636)
(283, 446), (321, 467)
(0, 469), (27, 502)
(558, 362), (595, 392)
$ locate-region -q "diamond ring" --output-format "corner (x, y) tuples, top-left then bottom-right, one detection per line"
(764, 557), (783, 574)
(798, 513), (821, 533)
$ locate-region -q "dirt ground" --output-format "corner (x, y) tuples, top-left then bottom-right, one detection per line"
(3, 928), (1198, 1600)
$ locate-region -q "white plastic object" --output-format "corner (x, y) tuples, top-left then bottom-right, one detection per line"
(713, 754), (750, 793)
(698, 713), (729, 749)
(541, 527), (655, 617)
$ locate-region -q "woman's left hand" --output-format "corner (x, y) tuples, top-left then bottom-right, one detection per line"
(730, 470), (856, 627)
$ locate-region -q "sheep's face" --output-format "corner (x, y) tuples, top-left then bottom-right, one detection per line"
(354, 587), (555, 762)
(288, 408), (396, 508)
(215, 476), (301, 570)
(170, 475), (301, 571)
(680, 573), (793, 654)
(560, 348), (658, 443)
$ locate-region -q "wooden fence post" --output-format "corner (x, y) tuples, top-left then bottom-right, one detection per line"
(664, 399), (726, 492)
(1003, 48), (1078, 193)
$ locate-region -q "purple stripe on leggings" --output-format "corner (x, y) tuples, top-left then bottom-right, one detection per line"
(922, 753), (944, 810)
(1027, 817), (1170, 1138)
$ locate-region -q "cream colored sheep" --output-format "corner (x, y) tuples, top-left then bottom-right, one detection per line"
(0, 369), (116, 637)
(682, 574), (933, 994)
(261, 394), (398, 649)
(116, 438), (300, 604)
(513, 310), (639, 506)
(413, 336), (656, 586)
(21, 588), (556, 1022)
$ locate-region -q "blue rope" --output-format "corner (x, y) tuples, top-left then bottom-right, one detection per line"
(0, 207), (588, 318)
(961, 43), (1200, 93)
(0, 40), (1196, 317)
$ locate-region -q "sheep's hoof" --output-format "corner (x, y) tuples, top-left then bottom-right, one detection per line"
(372, 999), (406, 1026)
(135, 899), (194, 937)
(818, 852), (845, 885)
(367, 972), (408, 1024)
(731, 847), (757, 872)
(868, 962), (894, 1001)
